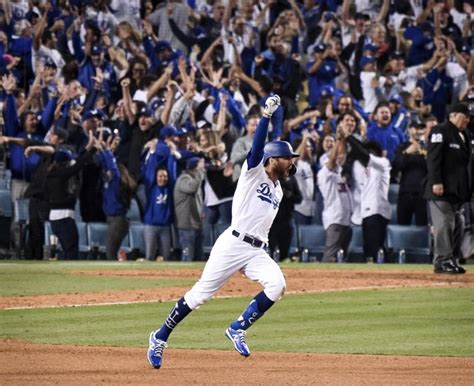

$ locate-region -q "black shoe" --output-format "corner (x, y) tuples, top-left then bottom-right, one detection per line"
(434, 262), (458, 274)
(452, 262), (466, 274)
(450, 258), (467, 274)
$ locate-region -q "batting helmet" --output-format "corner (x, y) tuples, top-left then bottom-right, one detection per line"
(263, 140), (299, 165)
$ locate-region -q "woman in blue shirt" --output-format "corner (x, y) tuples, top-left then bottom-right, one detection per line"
(143, 167), (173, 261)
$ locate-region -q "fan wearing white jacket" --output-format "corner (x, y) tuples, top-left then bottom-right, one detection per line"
(317, 137), (353, 262)
(294, 134), (316, 224)
(341, 130), (391, 262)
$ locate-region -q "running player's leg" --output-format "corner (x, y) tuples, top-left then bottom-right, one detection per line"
(230, 251), (286, 330)
(154, 231), (248, 342)
(148, 232), (248, 368)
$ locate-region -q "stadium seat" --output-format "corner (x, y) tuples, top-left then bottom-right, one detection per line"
(390, 203), (398, 224)
(44, 221), (53, 246)
(348, 225), (364, 262)
(289, 223), (299, 257)
(14, 198), (29, 222)
(88, 221), (130, 255)
(43, 221), (60, 259)
(0, 189), (12, 217)
(0, 189), (12, 248)
(0, 169), (11, 189)
(388, 184), (399, 204)
(74, 200), (83, 222)
(43, 221), (89, 258)
(87, 222), (108, 253)
(127, 198), (141, 223)
(119, 231), (131, 255)
(129, 223), (146, 257)
(386, 225), (431, 263)
(298, 224), (326, 262)
(76, 222), (90, 253)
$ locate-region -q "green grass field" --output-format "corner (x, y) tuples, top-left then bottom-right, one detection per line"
(1, 261), (473, 357)
(0, 261), (196, 296)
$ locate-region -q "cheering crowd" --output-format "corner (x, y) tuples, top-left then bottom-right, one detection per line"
(0, 0), (472, 265)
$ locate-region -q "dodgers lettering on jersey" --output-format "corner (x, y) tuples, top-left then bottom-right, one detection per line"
(256, 183), (280, 209)
(231, 160), (283, 243)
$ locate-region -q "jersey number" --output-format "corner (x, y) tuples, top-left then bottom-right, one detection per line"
(431, 133), (443, 143)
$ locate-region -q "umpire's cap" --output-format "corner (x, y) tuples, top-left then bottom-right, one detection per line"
(449, 102), (469, 116)
(263, 140), (299, 167)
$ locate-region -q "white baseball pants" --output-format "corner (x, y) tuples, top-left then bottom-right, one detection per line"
(184, 229), (286, 310)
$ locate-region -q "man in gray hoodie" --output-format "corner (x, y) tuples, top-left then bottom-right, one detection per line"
(174, 156), (205, 261)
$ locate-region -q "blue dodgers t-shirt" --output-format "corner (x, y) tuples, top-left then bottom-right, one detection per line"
(403, 26), (434, 66)
(305, 58), (337, 107)
(367, 121), (406, 162)
(144, 185), (173, 226)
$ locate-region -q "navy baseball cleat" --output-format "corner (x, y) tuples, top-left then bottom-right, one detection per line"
(225, 327), (250, 357)
(147, 330), (168, 369)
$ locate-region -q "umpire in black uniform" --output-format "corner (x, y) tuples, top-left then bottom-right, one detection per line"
(424, 102), (472, 274)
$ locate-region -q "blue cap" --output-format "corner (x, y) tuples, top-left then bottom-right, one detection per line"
(53, 149), (76, 163)
(82, 109), (105, 121)
(155, 40), (172, 53)
(177, 127), (189, 136)
(186, 157), (201, 170)
(44, 57), (57, 68)
(390, 95), (402, 104)
(312, 43), (327, 54)
(137, 106), (153, 117)
(160, 125), (178, 138)
(359, 56), (375, 68)
(91, 44), (103, 55)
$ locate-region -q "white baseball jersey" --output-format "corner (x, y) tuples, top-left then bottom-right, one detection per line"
(294, 160), (315, 217)
(231, 160), (283, 243)
(317, 164), (352, 229)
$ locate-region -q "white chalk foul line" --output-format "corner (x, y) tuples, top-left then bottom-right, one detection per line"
(2, 282), (458, 310)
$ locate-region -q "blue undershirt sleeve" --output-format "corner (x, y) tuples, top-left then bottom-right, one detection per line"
(247, 116), (270, 169)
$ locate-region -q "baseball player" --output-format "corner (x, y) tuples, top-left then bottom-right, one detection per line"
(147, 95), (299, 369)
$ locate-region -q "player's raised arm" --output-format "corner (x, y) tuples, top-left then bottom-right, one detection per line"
(247, 95), (281, 169)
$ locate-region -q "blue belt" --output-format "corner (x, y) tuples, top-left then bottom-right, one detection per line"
(232, 230), (266, 249)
